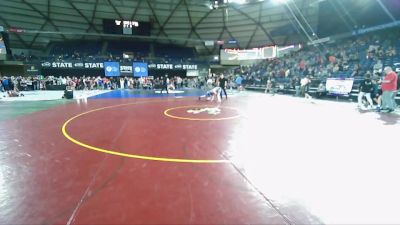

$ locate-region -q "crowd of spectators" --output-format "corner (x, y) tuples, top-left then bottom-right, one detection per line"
(12, 51), (196, 65)
(12, 40), (199, 65)
(3, 29), (399, 103)
(229, 30), (400, 89)
(63, 75), (205, 91)
(0, 74), (209, 94)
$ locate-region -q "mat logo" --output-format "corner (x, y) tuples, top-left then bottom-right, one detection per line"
(187, 107), (221, 115)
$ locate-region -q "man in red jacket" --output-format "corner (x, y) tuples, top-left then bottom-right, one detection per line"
(381, 67), (398, 113)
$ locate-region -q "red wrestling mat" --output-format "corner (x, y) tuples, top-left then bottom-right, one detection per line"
(0, 97), (288, 225)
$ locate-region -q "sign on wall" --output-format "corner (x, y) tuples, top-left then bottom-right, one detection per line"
(104, 62), (120, 77)
(326, 78), (354, 96)
(133, 62), (148, 77)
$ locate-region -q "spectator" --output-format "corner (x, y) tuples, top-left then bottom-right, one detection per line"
(300, 76), (312, 99)
(292, 76), (301, 97)
(357, 73), (374, 109)
(0, 77), (4, 92)
(380, 66), (398, 113)
(235, 75), (243, 91)
(371, 77), (383, 112)
(316, 82), (326, 99)
(373, 60), (383, 76)
(264, 78), (275, 95)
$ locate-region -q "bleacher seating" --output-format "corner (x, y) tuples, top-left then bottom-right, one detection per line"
(233, 29), (399, 101)
(50, 41), (103, 57)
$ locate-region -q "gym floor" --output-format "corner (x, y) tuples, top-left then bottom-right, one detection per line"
(1, 89), (400, 224)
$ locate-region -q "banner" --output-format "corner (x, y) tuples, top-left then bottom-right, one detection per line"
(148, 63), (198, 70)
(133, 62), (148, 77)
(40, 60), (199, 72)
(120, 63), (133, 75)
(186, 70), (199, 77)
(326, 78), (354, 95)
(104, 62), (120, 77)
(25, 64), (40, 75)
(41, 61), (104, 69)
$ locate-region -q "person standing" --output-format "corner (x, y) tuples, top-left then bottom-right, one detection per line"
(160, 74), (169, 94)
(218, 74), (228, 100)
(120, 77), (125, 89)
(381, 67), (398, 113)
(357, 73), (374, 109)
(300, 76), (312, 99)
(316, 82), (326, 99)
(206, 76), (213, 90)
(293, 76), (301, 97)
(235, 75), (243, 91)
(2, 77), (9, 91)
(372, 77), (383, 112)
(264, 78), (275, 95)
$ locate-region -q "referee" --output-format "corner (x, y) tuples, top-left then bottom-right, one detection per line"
(160, 74), (169, 94)
(218, 74), (228, 100)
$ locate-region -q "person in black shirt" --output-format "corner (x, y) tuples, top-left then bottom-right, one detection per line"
(372, 85), (383, 112)
(357, 73), (374, 109)
(291, 76), (300, 96)
(218, 74), (228, 100)
(160, 74), (169, 94)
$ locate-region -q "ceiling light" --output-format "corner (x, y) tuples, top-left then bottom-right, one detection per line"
(273, 0), (287, 4)
(229, 0), (247, 4)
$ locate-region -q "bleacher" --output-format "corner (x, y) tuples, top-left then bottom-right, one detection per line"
(235, 29), (400, 103)
(107, 41), (150, 59)
(245, 79), (400, 102)
(50, 41), (103, 57)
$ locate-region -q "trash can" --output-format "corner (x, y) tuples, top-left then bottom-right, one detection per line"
(64, 90), (73, 99)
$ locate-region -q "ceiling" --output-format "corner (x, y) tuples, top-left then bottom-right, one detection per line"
(0, 0), (320, 53)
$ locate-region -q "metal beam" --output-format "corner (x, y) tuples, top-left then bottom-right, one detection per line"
(29, 21), (48, 48)
(246, 2), (263, 49)
(182, 0), (212, 54)
(47, 0), (50, 17)
(328, 0), (353, 32)
(222, 7), (240, 48)
(230, 5), (276, 45)
(0, 15), (29, 49)
(155, 0), (184, 37)
(21, 0), (68, 41)
(183, 0), (194, 47)
(86, 0), (99, 32)
(106, 0), (124, 19)
(213, 12), (226, 53)
(145, 0), (172, 43)
(21, 28), (205, 44)
(130, 0), (144, 20)
(68, 1), (100, 33)
(193, 10), (213, 28)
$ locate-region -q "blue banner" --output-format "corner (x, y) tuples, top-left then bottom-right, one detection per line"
(104, 62), (120, 76)
(133, 62), (148, 77)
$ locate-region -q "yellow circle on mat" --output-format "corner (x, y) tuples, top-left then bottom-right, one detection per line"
(164, 105), (241, 121)
(62, 101), (229, 163)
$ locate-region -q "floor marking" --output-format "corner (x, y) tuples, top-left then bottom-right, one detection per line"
(164, 105), (241, 121)
(62, 100), (229, 163)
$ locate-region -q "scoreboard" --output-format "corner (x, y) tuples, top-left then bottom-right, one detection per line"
(220, 46), (277, 65)
(103, 19), (151, 36)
